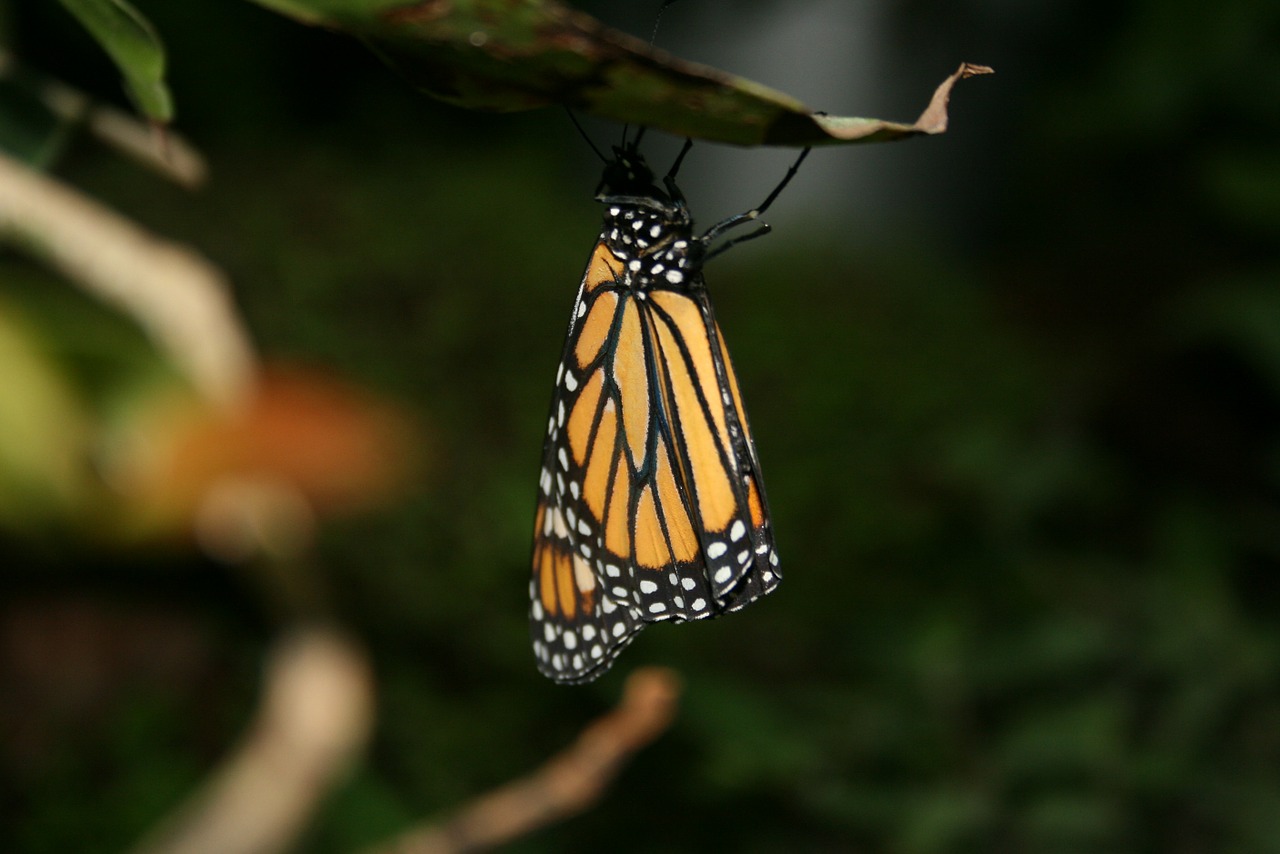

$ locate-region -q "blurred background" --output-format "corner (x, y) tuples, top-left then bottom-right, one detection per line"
(4, 0), (1280, 850)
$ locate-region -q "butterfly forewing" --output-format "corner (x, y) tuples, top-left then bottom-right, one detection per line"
(531, 241), (644, 683)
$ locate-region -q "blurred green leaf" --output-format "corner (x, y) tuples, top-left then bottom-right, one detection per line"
(0, 303), (92, 531)
(54, 0), (173, 122)
(1017, 794), (1124, 850)
(900, 787), (995, 853)
(0, 79), (72, 167)
(686, 680), (822, 789)
(1172, 277), (1280, 394)
(1202, 146), (1280, 235)
(246, 0), (990, 145)
(997, 695), (1129, 781)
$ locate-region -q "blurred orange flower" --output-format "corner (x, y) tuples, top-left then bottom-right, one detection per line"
(104, 366), (420, 558)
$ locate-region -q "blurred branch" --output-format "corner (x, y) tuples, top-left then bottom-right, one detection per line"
(0, 151), (254, 406)
(364, 667), (682, 854)
(132, 626), (374, 854)
(0, 50), (205, 187)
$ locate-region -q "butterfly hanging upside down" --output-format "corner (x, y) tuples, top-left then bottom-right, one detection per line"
(531, 133), (810, 683)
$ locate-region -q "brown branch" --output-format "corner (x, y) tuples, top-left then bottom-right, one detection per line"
(131, 627), (375, 854)
(364, 667), (683, 854)
(0, 151), (255, 406)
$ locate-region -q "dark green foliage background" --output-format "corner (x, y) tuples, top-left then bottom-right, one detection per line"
(4, 0), (1280, 851)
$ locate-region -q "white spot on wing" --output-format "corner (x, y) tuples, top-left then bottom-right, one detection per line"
(573, 554), (595, 592)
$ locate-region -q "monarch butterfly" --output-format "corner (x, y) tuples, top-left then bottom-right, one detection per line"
(531, 132), (810, 683)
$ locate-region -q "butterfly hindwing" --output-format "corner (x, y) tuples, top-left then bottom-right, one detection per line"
(646, 282), (780, 608)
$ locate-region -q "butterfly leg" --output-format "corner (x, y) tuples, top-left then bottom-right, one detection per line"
(700, 147), (812, 258)
(663, 138), (695, 203)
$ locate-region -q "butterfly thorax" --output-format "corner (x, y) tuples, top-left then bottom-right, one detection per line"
(599, 201), (701, 293)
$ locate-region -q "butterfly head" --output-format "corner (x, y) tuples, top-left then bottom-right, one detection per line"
(596, 145), (670, 205)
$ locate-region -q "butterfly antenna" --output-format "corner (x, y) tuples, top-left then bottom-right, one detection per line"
(650, 0), (681, 45)
(622, 2), (681, 151)
(566, 109), (608, 163)
(626, 1), (681, 148)
(666, 138), (694, 182)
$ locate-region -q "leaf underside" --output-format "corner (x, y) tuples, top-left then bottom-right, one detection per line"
(250, 0), (992, 147)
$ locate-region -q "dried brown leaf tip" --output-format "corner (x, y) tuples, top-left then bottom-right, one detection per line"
(802, 62), (995, 146)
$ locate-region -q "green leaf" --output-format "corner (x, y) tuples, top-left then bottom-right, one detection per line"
(246, 0), (991, 146)
(0, 302), (92, 530)
(55, 0), (174, 123)
(0, 78), (73, 167)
